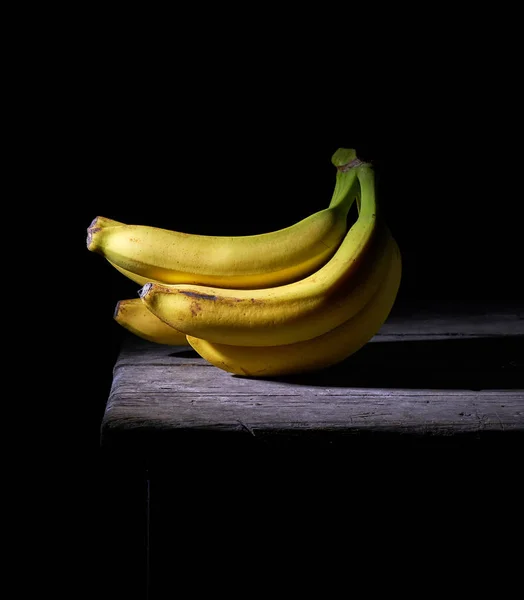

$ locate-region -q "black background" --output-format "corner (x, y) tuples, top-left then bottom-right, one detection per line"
(36, 16), (523, 597)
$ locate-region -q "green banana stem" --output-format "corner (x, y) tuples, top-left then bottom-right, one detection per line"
(328, 150), (365, 212)
(355, 164), (378, 220)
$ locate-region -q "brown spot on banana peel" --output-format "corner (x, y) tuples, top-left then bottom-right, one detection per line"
(140, 285), (217, 303)
(139, 285), (245, 318)
(180, 290), (218, 301)
(337, 158), (371, 172)
(190, 300), (202, 316)
(180, 290), (260, 305)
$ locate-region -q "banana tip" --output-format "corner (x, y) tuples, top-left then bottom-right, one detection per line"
(113, 300), (122, 320)
(138, 283), (153, 299)
(86, 217), (101, 250)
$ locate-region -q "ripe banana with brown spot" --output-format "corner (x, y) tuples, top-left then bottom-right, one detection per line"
(86, 148), (361, 289)
(114, 298), (189, 345)
(187, 234), (402, 377)
(139, 162), (385, 347)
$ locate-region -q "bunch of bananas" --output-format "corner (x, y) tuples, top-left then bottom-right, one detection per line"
(87, 148), (402, 377)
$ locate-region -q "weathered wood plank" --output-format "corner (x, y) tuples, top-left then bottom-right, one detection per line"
(114, 311), (524, 368)
(101, 310), (524, 450)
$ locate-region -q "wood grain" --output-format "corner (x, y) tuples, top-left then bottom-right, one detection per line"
(101, 309), (524, 452)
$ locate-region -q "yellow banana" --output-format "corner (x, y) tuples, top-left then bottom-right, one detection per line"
(91, 215), (125, 228)
(109, 261), (165, 286)
(86, 148), (361, 289)
(113, 298), (189, 345)
(187, 235), (401, 377)
(86, 219), (159, 286)
(139, 163), (385, 347)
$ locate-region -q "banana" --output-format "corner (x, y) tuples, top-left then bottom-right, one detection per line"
(108, 261), (165, 286)
(187, 235), (401, 377)
(114, 298), (189, 345)
(86, 148), (361, 289)
(91, 216), (125, 228)
(139, 162), (386, 347)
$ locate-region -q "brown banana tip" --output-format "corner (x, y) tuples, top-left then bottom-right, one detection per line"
(86, 217), (101, 249)
(113, 300), (122, 319)
(138, 283), (153, 298)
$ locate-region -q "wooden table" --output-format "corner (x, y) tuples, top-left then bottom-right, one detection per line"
(98, 306), (523, 598)
(101, 307), (523, 455)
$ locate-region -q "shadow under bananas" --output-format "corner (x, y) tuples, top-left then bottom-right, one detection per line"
(118, 336), (524, 457)
(169, 335), (524, 390)
(259, 335), (524, 390)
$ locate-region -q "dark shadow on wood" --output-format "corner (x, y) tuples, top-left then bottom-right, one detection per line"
(235, 335), (524, 390)
(168, 348), (200, 358)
